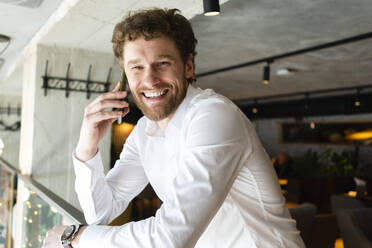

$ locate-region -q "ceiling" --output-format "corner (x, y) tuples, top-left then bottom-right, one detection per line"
(0, 0), (64, 94)
(0, 0), (371, 102)
(192, 0), (372, 101)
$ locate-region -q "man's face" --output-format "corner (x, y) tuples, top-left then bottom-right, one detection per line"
(122, 35), (194, 122)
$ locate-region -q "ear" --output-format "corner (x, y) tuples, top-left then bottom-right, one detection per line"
(185, 53), (194, 80)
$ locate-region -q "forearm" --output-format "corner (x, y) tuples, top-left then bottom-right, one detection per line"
(73, 152), (118, 224)
(75, 144), (98, 162)
(73, 146), (148, 225)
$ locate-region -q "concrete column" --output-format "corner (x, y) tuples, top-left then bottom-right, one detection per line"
(19, 43), (120, 210)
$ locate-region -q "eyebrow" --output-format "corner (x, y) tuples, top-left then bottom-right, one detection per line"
(156, 54), (176, 61)
(127, 54), (176, 67)
(127, 59), (141, 67)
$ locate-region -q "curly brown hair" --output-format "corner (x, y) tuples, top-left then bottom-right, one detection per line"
(112, 8), (198, 83)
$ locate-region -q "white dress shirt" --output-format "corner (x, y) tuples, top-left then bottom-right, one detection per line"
(73, 85), (305, 248)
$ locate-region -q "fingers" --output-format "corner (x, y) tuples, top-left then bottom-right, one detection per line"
(93, 90), (128, 105)
(109, 107), (130, 123)
(88, 100), (129, 114)
(86, 81), (128, 115)
(87, 109), (126, 124)
(123, 107), (130, 116)
(111, 80), (123, 94)
(82, 81), (130, 126)
(90, 81), (127, 105)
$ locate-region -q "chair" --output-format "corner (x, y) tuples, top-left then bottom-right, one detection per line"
(308, 213), (339, 248)
(331, 194), (365, 213)
(289, 202), (317, 245)
(336, 208), (372, 248)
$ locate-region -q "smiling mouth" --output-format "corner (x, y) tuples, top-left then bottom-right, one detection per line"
(142, 89), (169, 99)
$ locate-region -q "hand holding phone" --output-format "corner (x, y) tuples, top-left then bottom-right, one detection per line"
(76, 74), (129, 162)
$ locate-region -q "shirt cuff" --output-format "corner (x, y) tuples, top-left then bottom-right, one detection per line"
(72, 150), (104, 175)
(79, 225), (108, 248)
(79, 225), (128, 248)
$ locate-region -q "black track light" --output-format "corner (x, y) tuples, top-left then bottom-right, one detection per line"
(263, 63), (271, 85)
(252, 99), (258, 114)
(304, 93), (310, 110)
(203, 0), (220, 16)
(354, 88), (361, 107)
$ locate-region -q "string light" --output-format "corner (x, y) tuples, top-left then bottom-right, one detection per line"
(50, 206), (58, 213)
(0, 137), (4, 155)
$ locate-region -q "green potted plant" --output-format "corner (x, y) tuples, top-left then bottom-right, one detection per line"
(286, 148), (356, 212)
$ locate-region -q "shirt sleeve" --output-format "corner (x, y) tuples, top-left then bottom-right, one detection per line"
(78, 101), (253, 248)
(73, 125), (149, 225)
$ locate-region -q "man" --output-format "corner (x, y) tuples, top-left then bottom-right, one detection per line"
(44, 8), (304, 248)
(272, 152), (295, 178)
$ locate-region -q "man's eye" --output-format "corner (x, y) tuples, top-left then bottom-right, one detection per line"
(158, 61), (169, 66)
(132, 66), (143, 70)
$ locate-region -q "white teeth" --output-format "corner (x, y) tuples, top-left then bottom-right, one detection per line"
(144, 89), (167, 98)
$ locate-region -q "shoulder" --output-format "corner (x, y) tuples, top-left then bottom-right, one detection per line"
(184, 88), (249, 143)
(187, 88), (244, 124)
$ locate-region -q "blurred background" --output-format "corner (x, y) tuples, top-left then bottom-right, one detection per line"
(1, 0), (372, 247)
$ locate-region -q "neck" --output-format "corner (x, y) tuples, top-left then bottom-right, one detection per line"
(156, 113), (174, 132)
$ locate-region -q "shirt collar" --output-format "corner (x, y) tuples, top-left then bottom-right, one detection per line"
(144, 84), (200, 137)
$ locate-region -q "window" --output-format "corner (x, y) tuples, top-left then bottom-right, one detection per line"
(281, 121), (372, 145)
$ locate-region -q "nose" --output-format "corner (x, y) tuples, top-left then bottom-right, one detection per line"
(142, 67), (160, 88)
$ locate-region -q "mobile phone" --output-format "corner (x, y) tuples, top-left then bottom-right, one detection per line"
(117, 71), (128, 124)
(120, 70), (127, 92)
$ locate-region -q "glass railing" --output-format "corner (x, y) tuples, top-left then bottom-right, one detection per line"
(0, 157), (84, 248)
(19, 185), (73, 248)
(0, 164), (15, 248)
